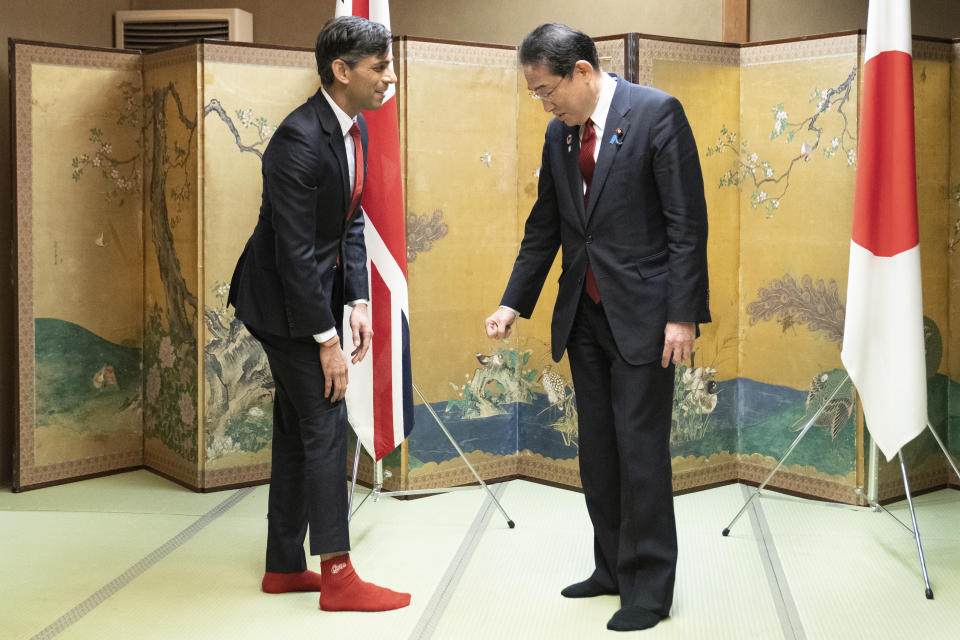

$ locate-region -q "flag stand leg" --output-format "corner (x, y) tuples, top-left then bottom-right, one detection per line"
(899, 452), (934, 599)
(347, 383), (515, 528)
(722, 374), (851, 536)
(347, 439), (364, 522)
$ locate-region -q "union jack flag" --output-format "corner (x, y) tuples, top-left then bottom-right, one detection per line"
(337, 0), (415, 460)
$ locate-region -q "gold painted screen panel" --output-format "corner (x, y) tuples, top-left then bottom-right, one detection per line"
(637, 38), (742, 492)
(199, 43), (320, 489)
(400, 40), (524, 490)
(736, 35), (861, 503)
(141, 45), (203, 489)
(12, 42), (144, 490)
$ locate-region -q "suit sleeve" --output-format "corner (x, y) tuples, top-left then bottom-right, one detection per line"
(651, 97), (711, 324)
(500, 130), (562, 317)
(264, 124), (337, 334)
(343, 207), (369, 302)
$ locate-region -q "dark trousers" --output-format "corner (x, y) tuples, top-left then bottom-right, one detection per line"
(565, 293), (677, 616)
(246, 325), (350, 572)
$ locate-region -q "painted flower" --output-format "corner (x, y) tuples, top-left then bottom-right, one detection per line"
(765, 168), (774, 178)
(260, 124), (272, 138)
(749, 152), (759, 165)
(158, 336), (175, 368)
(146, 366), (161, 403)
(179, 392), (196, 426)
(758, 191), (767, 202)
(248, 406), (265, 418)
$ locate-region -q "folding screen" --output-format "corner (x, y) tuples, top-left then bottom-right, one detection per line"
(11, 34), (960, 500)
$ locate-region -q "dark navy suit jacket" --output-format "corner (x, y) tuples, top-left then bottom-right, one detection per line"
(502, 76), (711, 365)
(229, 89), (369, 338)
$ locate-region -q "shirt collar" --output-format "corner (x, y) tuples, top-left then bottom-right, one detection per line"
(321, 87), (356, 137)
(587, 73), (617, 134)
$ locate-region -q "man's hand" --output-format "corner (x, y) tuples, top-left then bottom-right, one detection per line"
(661, 321), (696, 368)
(485, 307), (517, 340)
(319, 336), (349, 402)
(349, 303), (373, 364)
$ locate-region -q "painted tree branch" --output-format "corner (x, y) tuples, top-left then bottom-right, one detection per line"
(204, 99), (266, 159)
(706, 66), (858, 217)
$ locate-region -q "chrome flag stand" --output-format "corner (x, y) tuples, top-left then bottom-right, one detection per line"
(347, 382), (515, 528)
(855, 423), (960, 600)
(719, 372), (954, 599)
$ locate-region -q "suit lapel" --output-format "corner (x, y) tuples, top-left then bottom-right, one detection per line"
(556, 122), (586, 225)
(311, 90), (351, 217)
(585, 79), (631, 226)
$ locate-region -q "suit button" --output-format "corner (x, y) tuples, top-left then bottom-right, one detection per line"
(586, 234), (593, 243)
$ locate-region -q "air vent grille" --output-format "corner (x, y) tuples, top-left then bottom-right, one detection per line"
(115, 9), (253, 51)
(122, 20), (230, 50)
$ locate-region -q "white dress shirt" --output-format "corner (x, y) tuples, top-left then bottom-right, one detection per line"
(313, 88), (367, 344)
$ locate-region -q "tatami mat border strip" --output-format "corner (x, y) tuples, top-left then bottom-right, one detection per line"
(29, 488), (254, 640)
(743, 484), (807, 640)
(407, 483), (509, 640)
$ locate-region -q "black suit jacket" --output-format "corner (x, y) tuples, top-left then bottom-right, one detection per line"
(502, 77), (710, 365)
(229, 89), (369, 338)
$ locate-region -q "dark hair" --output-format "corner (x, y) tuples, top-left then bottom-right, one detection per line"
(315, 16), (391, 85)
(518, 23), (599, 77)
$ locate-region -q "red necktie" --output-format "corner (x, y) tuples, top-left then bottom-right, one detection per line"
(578, 119), (600, 303)
(348, 122), (364, 217)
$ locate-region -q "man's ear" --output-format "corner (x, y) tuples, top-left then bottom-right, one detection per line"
(573, 60), (595, 80)
(331, 58), (351, 85)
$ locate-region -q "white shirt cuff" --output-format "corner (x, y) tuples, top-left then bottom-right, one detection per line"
(499, 305), (518, 318)
(313, 328), (338, 344)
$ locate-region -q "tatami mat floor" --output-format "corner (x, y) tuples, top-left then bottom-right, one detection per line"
(2, 471), (958, 639)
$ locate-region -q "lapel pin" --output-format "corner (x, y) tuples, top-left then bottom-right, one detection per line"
(566, 133), (573, 152)
(610, 127), (624, 146)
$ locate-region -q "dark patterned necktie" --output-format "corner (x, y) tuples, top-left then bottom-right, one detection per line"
(578, 119), (600, 303)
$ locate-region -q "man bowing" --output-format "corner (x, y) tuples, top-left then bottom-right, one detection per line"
(485, 23), (710, 632)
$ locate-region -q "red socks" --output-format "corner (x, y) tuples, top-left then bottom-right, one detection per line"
(261, 570), (324, 594)
(318, 554), (411, 612)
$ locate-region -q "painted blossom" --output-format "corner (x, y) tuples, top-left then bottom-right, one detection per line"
(179, 392), (196, 426)
(158, 336), (175, 368)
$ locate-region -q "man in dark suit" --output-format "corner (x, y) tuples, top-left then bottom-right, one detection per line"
(228, 16), (409, 612)
(485, 23), (710, 632)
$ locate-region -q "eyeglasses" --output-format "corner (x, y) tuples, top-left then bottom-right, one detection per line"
(529, 76), (566, 103)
